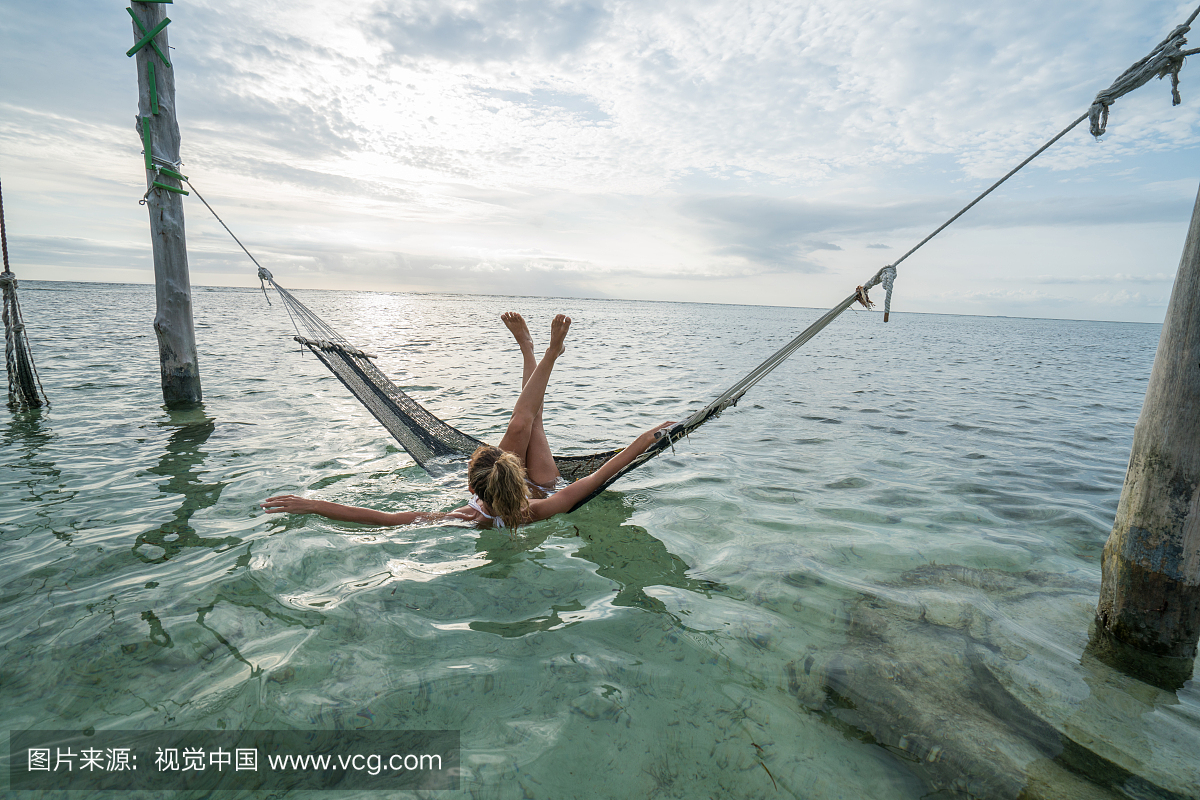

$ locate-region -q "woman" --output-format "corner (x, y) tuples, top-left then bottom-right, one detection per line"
(261, 313), (674, 529)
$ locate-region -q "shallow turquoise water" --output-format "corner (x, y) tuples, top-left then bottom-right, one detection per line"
(2, 280), (1198, 798)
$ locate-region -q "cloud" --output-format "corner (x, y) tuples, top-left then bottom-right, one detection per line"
(1029, 272), (1173, 284)
(957, 194), (1195, 229)
(5, 235), (149, 271)
(474, 87), (611, 124)
(946, 288), (1066, 305)
(678, 195), (946, 269)
(373, 0), (611, 63)
(1090, 289), (1168, 307)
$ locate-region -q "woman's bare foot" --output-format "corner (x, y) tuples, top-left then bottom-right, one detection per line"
(501, 312), (535, 354)
(548, 314), (571, 356)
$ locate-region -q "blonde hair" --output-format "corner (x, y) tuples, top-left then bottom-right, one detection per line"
(468, 446), (529, 529)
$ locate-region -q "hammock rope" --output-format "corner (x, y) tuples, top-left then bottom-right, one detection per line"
(1088, 5), (1200, 137)
(0, 178), (47, 410)
(180, 6), (1198, 511)
(877, 2), (1199, 309)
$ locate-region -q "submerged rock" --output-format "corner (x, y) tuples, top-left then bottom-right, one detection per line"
(786, 564), (1197, 799)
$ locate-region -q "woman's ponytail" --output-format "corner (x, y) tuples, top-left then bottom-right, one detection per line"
(468, 446), (530, 529)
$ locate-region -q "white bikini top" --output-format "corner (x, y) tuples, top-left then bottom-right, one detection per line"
(468, 495), (504, 528)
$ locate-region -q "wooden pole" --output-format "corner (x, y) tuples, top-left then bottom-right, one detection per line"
(130, 2), (202, 406)
(1096, 181), (1200, 658)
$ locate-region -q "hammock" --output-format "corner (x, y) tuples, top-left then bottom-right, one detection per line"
(259, 267), (887, 512)
(0, 178), (47, 410)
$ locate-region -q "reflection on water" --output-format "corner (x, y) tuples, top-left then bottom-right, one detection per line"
(0, 408), (65, 537)
(132, 406), (241, 563)
(466, 494), (729, 637)
(196, 583), (324, 678)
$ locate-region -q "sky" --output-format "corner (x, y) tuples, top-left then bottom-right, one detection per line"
(1, 0), (1198, 322)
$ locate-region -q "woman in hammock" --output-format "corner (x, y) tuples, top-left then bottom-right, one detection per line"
(262, 313), (675, 529)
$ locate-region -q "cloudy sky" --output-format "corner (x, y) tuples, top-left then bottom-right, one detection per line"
(1, 0), (1198, 321)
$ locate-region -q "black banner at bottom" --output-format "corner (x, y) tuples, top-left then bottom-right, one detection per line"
(8, 729), (459, 791)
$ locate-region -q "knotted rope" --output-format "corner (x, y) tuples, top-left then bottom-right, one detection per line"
(1090, 7), (1200, 136)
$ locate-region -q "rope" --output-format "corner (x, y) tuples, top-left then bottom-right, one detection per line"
(0, 176), (9, 275)
(873, 3), (1200, 320)
(565, 272), (883, 511)
(182, 179), (273, 306)
(880, 265), (895, 322)
(885, 112), (1089, 280)
(1089, 5), (1200, 136)
(174, 176), (350, 345)
(1, 177), (16, 405)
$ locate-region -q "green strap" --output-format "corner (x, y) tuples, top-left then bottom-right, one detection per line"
(141, 119), (153, 170)
(148, 61), (159, 114)
(158, 167), (188, 181)
(125, 9), (172, 67)
(133, 1), (173, 4)
(151, 181), (189, 196)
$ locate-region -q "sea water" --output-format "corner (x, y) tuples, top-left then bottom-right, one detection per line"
(1, 280), (1197, 798)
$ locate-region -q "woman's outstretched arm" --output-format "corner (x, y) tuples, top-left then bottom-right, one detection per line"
(526, 420), (676, 521)
(261, 495), (468, 526)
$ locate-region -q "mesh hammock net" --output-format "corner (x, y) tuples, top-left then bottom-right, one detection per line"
(0, 179), (47, 411)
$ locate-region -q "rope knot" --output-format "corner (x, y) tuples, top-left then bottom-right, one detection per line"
(1089, 22), (1195, 137)
(854, 285), (874, 309)
(880, 265), (896, 323)
(880, 265), (896, 293)
(0, 273), (14, 288)
(257, 267), (273, 306)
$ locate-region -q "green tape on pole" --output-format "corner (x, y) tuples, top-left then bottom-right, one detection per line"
(125, 8), (173, 67)
(151, 181), (189, 196)
(133, 1), (174, 4)
(125, 16), (172, 66)
(148, 61), (159, 114)
(141, 119), (153, 170)
(126, 16), (171, 58)
(159, 167), (188, 182)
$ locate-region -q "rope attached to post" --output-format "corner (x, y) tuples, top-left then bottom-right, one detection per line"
(1089, 6), (1200, 137)
(182, 179), (271, 306)
(864, 3), (1200, 323)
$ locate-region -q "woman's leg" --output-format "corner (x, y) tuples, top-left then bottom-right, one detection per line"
(503, 313), (561, 488)
(502, 312), (538, 389)
(497, 314), (569, 486)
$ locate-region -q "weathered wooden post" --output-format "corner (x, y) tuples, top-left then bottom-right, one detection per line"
(1096, 182), (1200, 658)
(128, 0), (202, 406)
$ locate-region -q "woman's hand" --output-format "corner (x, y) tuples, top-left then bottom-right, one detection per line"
(636, 420), (678, 448)
(261, 495), (320, 515)
(648, 420), (678, 437)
